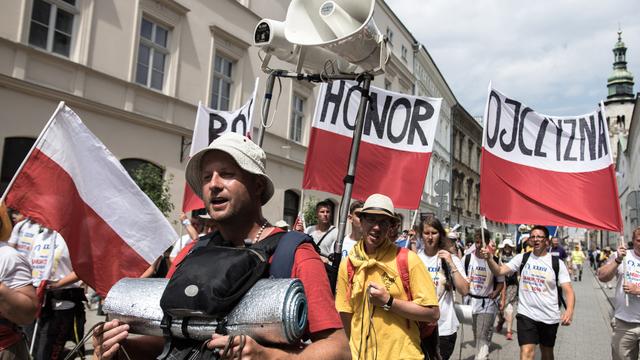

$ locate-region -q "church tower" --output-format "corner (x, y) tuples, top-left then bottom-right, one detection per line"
(605, 30), (635, 160)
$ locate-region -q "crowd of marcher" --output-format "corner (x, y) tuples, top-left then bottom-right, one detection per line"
(1, 133), (639, 360)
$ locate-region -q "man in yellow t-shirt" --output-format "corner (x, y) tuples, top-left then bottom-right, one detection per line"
(570, 244), (586, 282)
(335, 194), (439, 360)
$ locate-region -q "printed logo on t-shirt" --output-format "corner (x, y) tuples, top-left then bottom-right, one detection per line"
(521, 262), (550, 293)
(469, 265), (489, 292)
(427, 265), (441, 288)
(624, 257), (640, 286)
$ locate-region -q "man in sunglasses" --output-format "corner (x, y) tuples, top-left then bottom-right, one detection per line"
(335, 193), (439, 360)
(482, 225), (575, 360)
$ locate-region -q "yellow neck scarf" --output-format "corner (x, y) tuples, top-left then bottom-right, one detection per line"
(347, 238), (399, 301)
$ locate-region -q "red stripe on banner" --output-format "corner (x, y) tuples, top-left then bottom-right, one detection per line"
(480, 149), (623, 231)
(303, 128), (431, 209)
(182, 183), (204, 213)
(6, 149), (149, 296)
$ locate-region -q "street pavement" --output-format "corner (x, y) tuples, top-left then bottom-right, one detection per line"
(451, 264), (614, 360)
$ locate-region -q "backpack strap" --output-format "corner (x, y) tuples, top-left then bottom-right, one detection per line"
(268, 231), (315, 278)
(464, 253), (471, 277)
(552, 255), (567, 309)
(315, 226), (336, 247)
(519, 252), (532, 275)
(395, 247), (413, 330)
(396, 248), (412, 301)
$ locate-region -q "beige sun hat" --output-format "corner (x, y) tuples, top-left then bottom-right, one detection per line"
(185, 133), (274, 205)
(499, 238), (515, 249)
(274, 220), (289, 229)
(355, 194), (396, 219)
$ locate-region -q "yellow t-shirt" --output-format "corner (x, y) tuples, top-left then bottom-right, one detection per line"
(335, 245), (438, 360)
(571, 250), (586, 265)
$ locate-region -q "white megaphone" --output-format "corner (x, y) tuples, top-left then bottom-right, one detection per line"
(284, 0), (386, 72)
(254, 19), (355, 74)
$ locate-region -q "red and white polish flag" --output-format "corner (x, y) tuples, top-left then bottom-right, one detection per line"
(480, 87), (623, 231)
(182, 79), (259, 212)
(303, 81), (442, 209)
(4, 103), (177, 296)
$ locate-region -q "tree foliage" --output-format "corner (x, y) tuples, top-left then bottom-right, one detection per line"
(130, 163), (174, 217)
(303, 196), (318, 227)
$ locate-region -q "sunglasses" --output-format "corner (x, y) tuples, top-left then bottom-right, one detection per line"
(361, 214), (393, 227)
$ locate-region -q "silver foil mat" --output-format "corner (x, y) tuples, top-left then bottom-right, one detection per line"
(103, 278), (307, 344)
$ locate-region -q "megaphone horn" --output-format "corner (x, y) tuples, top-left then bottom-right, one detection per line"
(284, 0), (386, 72)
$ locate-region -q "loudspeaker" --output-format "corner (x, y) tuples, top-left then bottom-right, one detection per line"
(254, 19), (355, 73)
(284, 0), (385, 72)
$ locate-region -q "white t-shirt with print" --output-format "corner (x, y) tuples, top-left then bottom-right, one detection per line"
(7, 219), (41, 258)
(29, 230), (80, 289)
(505, 252), (571, 324)
(466, 253), (504, 314)
(341, 236), (357, 259)
(418, 251), (468, 336)
(611, 251), (640, 323)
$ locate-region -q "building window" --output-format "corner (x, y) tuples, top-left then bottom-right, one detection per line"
(290, 94), (305, 143)
(28, 0), (78, 57)
(1, 137), (36, 195)
(135, 17), (170, 91)
(211, 54), (234, 110)
(386, 27), (394, 47)
(401, 45), (407, 61)
(283, 190), (300, 227)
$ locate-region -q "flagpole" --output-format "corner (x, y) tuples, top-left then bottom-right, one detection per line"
(332, 74), (373, 277)
(619, 234), (629, 307)
(0, 101), (65, 204)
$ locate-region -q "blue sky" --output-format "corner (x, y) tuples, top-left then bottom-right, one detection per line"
(387, 0), (640, 117)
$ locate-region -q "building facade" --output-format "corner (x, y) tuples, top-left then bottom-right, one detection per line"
(0, 0), (457, 233)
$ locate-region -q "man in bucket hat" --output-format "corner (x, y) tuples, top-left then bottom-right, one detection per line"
(335, 193), (439, 360)
(93, 133), (349, 359)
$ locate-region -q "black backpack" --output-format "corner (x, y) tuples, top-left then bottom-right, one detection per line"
(157, 230), (318, 360)
(160, 230), (316, 318)
(518, 252), (566, 309)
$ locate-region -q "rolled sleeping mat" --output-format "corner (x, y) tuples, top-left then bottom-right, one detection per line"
(103, 278), (307, 344)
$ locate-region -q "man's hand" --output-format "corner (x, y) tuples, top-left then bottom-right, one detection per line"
(92, 319), (130, 359)
(489, 289), (501, 299)
(207, 334), (266, 360)
(623, 283), (640, 295)
(479, 247), (492, 260)
(560, 309), (573, 326)
(367, 282), (390, 307)
(617, 245), (627, 261)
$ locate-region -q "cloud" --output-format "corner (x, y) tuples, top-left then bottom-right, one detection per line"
(387, 0), (640, 116)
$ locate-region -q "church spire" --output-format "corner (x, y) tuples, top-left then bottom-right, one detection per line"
(605, 29), (634, 104)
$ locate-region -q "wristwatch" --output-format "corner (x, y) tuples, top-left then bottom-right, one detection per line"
(382, 295), (394, 311)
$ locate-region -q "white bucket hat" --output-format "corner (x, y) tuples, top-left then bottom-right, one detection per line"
(185, 133), (274, 205)
(355, 194), (396, 219)
(499, 238), (515, 249)
(274, 220), (289, 229)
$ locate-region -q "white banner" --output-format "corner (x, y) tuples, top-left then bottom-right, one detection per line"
(190, 78), (259, 157)
(312, 81), (442, 153)
(482, 87), (612, 173)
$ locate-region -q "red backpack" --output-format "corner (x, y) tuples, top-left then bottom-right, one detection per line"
(345, 247), (437, 338)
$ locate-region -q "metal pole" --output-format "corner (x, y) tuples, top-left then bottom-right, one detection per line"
(331, 74), (373, 273)
(256, 72), (278, 147)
